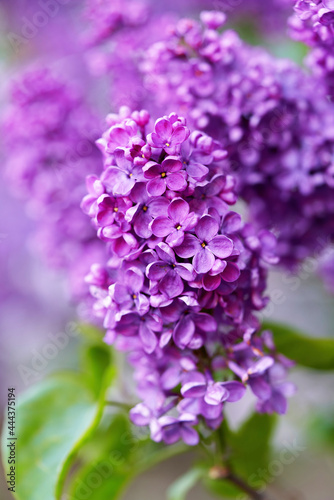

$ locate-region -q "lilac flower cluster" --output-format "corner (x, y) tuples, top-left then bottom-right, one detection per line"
(289, 0), (334, 96)
(83, 0), (149, 46)
(2, 68), (105, 302)
(82, 0), (175, 112)
(82, 108), (293, 445)
(141, 13), (334, 269)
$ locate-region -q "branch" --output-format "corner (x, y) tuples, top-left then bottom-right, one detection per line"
(209, 466), (267, 500)
(227, 472), (266, 500)
(105, 400), (132, 410)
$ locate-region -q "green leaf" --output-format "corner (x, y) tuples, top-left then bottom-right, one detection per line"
(228, 413), (276, 478)
(1, 374), (101, 500)
(66, 413), (134, 500)
(167, 467), (204, 500)
(82, 342), (113, 398)
(66, 415), (189, 500)
(308, 408), (334, 448)
(1, 331), (116, 500)
(263, 321), (334, 370)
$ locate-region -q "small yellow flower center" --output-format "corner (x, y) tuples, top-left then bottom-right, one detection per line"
(165, 142), (170, 147)
(201, 242), (206, 248)
(176, 225), (182, 231)
(129, 173), (133, 177)
(143, 206), (148, 212)
(132, 294), (137, 299)
(161, 172), (167, 178)
(252, 347), (264, 357)
(114, 207), (119, 212)
(142, 154), (145, 158)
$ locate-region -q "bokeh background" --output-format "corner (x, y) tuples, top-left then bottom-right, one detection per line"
(1, 1), (334, 499)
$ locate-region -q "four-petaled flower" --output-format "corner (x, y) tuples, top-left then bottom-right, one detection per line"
(101, 149), (143, 196)
(151, 198), (198, 247)
(143, 157), (187, 196)
(152, 413), (199, 446)
(175, 215), (234, 273)
(147, 117), (190, 155)
(147, 243), (196, 298)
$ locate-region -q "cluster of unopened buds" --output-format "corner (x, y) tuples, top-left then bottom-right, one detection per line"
(82, 108), (294, 445)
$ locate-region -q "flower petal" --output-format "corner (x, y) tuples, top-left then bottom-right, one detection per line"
(208, 235), (234, 259)
(175, 234), (201, 258)
(160, 270), (184, 298)
(171, 125), (190, 144)
(139, 322), (158, 354)
(180, 426), (199, 446)
(142, 162), (161, 179)
(173, 315), (195, 349)
(166, 172), (187, 192)
(162, 157), (183, 173)
(204, 384), (229, 405)
(168, 198), (190, 223)
(223, 381), (246, 402)
(151, 216), (174, 237)
(193, 247), (215, 274)
(147, 262), (169, 281)
(176, 263), (196, 281)
(203, 274), (221, 291)
(195, 215), (219, 242)
(147, 177), (166, 196)
(187, 162), (209, 181)
(155, 118), (172, 140)
(221, 262), (240, 282)
(249, 376), (272, 400)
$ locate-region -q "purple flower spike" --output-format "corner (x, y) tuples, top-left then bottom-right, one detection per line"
(143, 157), (187, 196)
(151, 198), (198, 247)
(176, 215), (234, 273)
(80, 108), (289, 444)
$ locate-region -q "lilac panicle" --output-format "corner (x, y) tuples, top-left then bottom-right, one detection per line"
(82, 107), (293, 445)
(2, 68), (106, 307)
(141, 12), (334, 270)
(289, 1), (334, 96)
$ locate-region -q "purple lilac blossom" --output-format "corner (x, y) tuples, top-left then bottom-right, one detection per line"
(82, 0), (176, 112)
(2, 68), (106, 309)
(289, 0), (334, 96)
(140, 13), (334, 269)
(82, 107), (293, 445)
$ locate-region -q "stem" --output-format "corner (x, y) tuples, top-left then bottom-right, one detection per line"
(210, 466), (266, 500)
(226, 472), (266, 500)
(105, 400), (132, 411)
